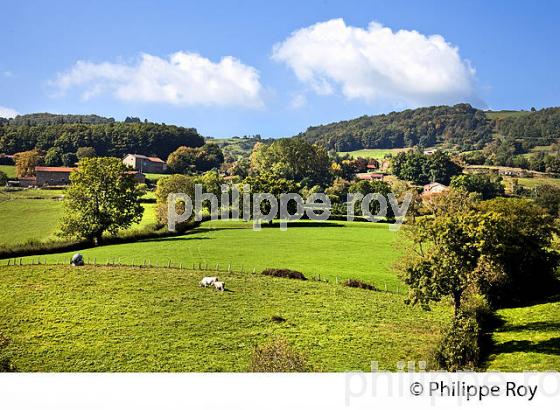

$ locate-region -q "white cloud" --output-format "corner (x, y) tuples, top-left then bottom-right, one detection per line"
(272, 19), (477, 106)
(289, 93), (307, 109)
(0, 106), (19, 118)
(51, 52), (264, 108)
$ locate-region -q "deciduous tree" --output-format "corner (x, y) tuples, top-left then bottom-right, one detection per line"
(59, 157), (143, 244)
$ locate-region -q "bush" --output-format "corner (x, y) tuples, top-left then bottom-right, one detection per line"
(249, 338), (311, 372)
(0, 333), (16, 372)
(342, 278), (377, 291)
(433, 314), (480, 371)
(261, 268), (307, 280)
(461, 293), (495, 329)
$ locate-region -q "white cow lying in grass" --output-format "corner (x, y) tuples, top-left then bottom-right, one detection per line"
(213, 281), (225, 292)
(199, 276), (219, 287)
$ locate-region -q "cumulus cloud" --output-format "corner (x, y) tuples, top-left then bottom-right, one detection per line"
(51, 52), (264, 108)
(0, 106), (19, 118)
(289, 93), (307, 109)
(272, 19), (477, 106)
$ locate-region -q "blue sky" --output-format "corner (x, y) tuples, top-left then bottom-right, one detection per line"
(1, 0), (559, 137)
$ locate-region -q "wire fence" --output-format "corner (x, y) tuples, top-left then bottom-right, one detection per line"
(3, 256), (406, 295)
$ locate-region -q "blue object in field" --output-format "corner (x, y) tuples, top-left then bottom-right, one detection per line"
(70, 253), (84, 266)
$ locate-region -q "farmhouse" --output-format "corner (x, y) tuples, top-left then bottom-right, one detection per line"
(123, 154), (167, 173)
(35, 166), (76, 186)
(422, 182), (449, 195)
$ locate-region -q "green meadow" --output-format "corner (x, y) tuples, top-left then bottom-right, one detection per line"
(0, 165), (16, 179)
(0, 188), (157, 246)
(486, 300), (560, 371)
(0, 264), (450, 371)
(515, 177), (560, 188)
(3, 220), (403, 288)
(339, 148), (409, 159)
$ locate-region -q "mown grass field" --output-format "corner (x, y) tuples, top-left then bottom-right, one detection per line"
(486, 300), (560, 371)
(0, 188), (157, 246)
(0, 265), (450, 371)
(7, 220), (404, 288)
(339, 148), (409, 159)
(0, 164), (16, 178)
(484, 110), (530, 120)
(515, 177), (560, 188)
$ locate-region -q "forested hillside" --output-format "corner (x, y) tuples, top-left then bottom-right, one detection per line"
(494, 107), (560, 146)
(0, 120), (204, 159)
(4, 113), (116, 126)
(296, 104), (493, 151)
(295, 104), (560, 152)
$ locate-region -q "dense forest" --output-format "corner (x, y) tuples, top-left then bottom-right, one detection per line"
(295, 104), (560, 152)
(494, 107), (560, 147)
(0, 117), (204, 159)
(4, 113), (116, 126)
(296, 104), (493, 151)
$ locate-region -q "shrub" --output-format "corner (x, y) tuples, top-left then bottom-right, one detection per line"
(261, 268), (307, 280)
(0, 333), (16, 372)
(461, 293), (495, 329)
(433, 314), (480, 371)
(342, 278), (377, 291)
(249, 338), (311, 372)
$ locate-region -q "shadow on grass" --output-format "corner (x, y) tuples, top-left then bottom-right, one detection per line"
(492, 337), (560, 356)
(500, 321), (560, 333)
(261, 221), (344, 229)
(141, 236), (213, 243)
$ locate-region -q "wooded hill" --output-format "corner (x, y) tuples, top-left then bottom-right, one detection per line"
(0, 114), (204, 159)
(295, 104), (560, 152)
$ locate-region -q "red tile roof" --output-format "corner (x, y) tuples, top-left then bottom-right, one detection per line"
(126, 154), (165, 163)
(35, 166), (76, 173)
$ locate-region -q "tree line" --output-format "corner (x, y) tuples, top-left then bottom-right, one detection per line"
(296, 104), (493, 151)
(0, 120), (204, 159)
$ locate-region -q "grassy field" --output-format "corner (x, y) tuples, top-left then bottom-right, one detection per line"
(484, 110), (531, 120)
(144, 172), (168, 182)
(0, 264), (450, 371)
(500, 175), (560, 189)
(486, 300), (560, 371)
(339, 148), (409, 159)
(0, 188), (157, 246)
(5, 220), (404, 288)
(0, 164), (16, 178)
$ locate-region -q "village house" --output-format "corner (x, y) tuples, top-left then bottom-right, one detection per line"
(35, 166), (76, 186)
(18, 167), (145, 187)
(422, 182), (449, 195)
(122, 154), (167, 173)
